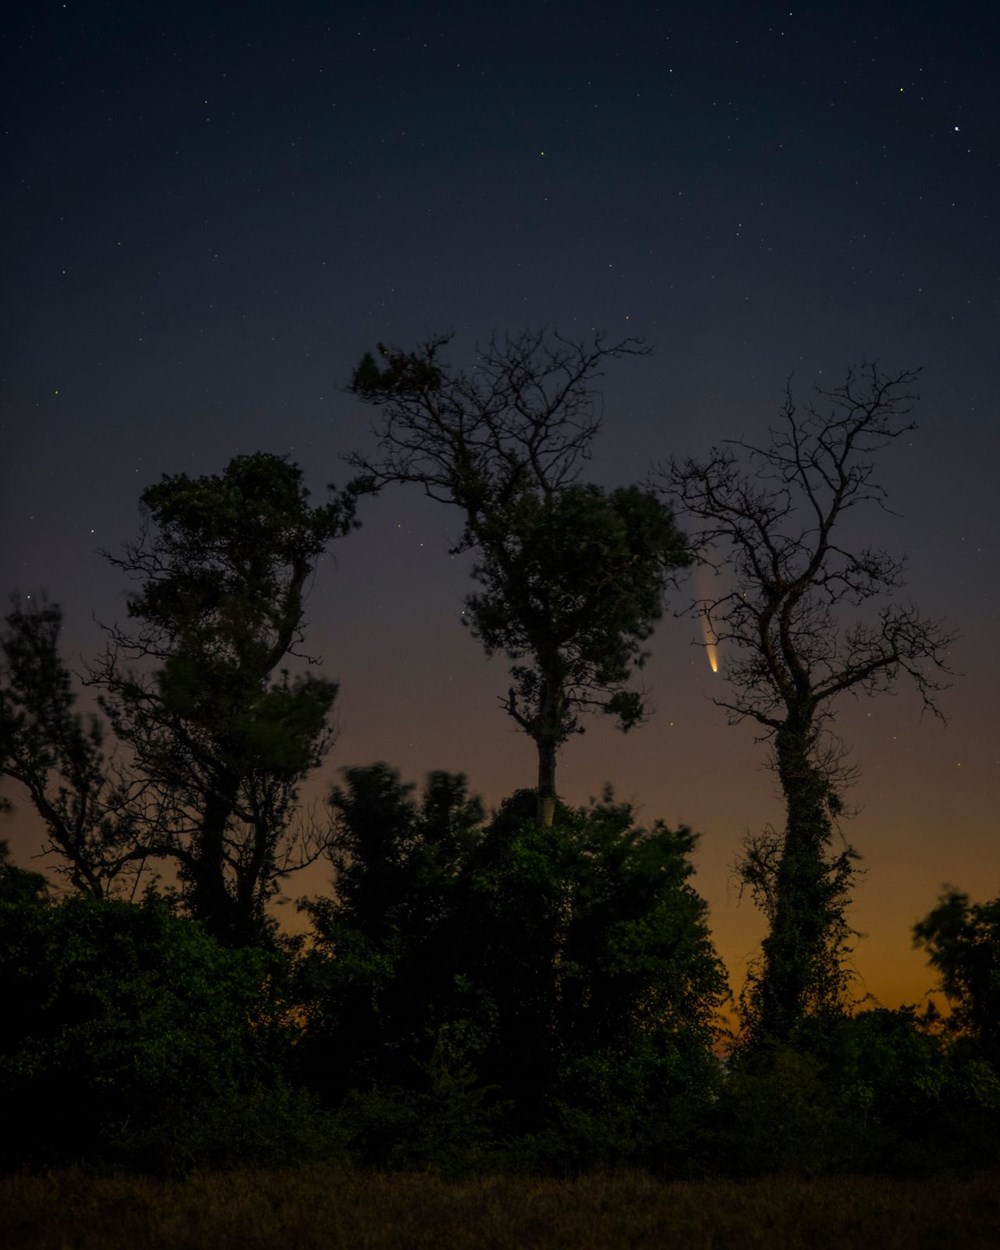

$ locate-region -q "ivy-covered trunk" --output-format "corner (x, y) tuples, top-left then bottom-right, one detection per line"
(754, 716), (843, 1043)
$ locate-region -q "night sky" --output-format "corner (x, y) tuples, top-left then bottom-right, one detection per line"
(3, 1), (999, 1009)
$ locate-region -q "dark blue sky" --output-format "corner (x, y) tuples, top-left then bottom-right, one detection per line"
(3, 0), (998, 1005)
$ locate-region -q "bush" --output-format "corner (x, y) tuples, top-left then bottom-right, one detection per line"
(298, 778), (728, 1172)
(0, 849), (316, 1172)
(709, 1008), (1000, 1178)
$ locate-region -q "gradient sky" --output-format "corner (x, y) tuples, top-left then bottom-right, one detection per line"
(3, 0), (998, 1009)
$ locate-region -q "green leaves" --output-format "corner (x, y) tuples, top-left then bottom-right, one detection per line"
(0, 861), (296, 1170)
(348, 329), (673, 816)
(298, 775), (726, 1167)
(91, 452), (363, 945)
(128, 453), (357, 651)
(465, 483), (689, 801)
(915, 891), (1000, 1066)
(351, 344), (444, 400)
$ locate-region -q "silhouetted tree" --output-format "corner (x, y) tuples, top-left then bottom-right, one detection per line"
(465, 483), (690, 825)
(299, 771), (726, 1169)
(91, 453), (361, 945)
(658, 364), (954, 1045)
(297, 764), (485, 1106)
(915, 891), (1000, 1069)
(458, 790), (728, 1159)
(349, 330), (688, 823)
(0, 599), (144, 897)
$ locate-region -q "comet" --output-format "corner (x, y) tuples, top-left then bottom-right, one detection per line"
(694, 557), (721, 674)
(700, 609), (719, 673)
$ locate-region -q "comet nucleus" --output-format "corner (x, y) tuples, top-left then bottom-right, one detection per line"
(700, 612), (719, 673)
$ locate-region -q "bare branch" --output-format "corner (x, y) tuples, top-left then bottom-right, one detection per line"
(653, 363), (951, 1044)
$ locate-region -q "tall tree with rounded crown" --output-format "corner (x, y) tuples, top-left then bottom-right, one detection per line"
(349, 329), (689, 824)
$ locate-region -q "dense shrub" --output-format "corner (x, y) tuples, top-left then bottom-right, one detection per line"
(0, 846), (336, 1172)
(709, 1008), (1000, 1178)
(916, 891), (1000, 1067)
(298, 774), (728, 1172)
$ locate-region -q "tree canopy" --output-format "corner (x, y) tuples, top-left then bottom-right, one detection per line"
(1, 453), (362, 945)
(350, 329), (688, 822)
(915, 891), (1000, 1068)
(94, 452), (361, 944)
(297, 768), (727, 1168)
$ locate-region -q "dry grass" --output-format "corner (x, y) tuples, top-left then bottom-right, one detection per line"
(3, 1167), (1000, 1250)
(7, 1165), (1000, 1245)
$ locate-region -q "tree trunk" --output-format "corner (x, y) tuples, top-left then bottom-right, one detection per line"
(535, 667), (563, 826)
(187, 788), (242, 945)
(537, 738), (557, 827)
(754, 717), (837, 1043)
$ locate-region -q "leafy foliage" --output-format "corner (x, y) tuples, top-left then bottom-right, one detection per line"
(297, 765), (485, 1103)
(298, 772), (727, 1171)
(0, 843), (331, 1172)
(915, 891), (1000, 1067)
(714, 1007), (1000, 1177)
(350, 330), (688, 821)
(460, 791), (727, 1169)
(91, 452), (361, 944)
(0, 347), (980, 1181)
(465, 484), (689, 820)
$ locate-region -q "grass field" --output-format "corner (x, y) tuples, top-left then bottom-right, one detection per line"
(3, 1166), (999, 1250)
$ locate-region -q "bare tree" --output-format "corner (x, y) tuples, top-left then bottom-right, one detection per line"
(349, 329), (688, 824)
(657, 363), (955, 1044)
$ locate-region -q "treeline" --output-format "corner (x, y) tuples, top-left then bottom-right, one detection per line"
(1, 329), (996, 1176)
(1, 809), (998, 1177)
